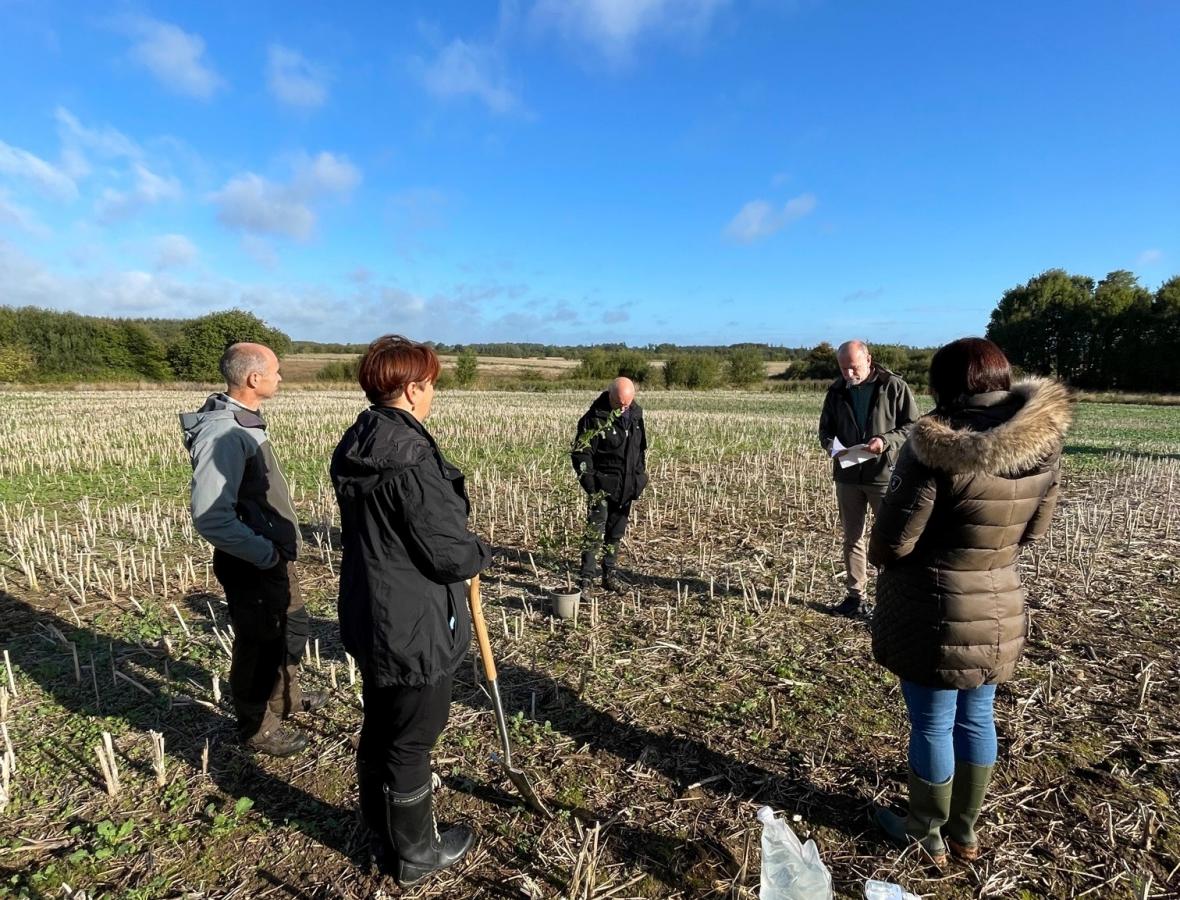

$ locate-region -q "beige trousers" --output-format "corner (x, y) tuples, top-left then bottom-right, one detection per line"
(835, 481), (887, 598)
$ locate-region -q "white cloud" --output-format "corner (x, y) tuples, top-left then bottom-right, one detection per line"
(123, 17), (224, 99)
(153, 234), (198, 270)
(293, 151), (360, 195)
(55, 107), (141, 171)
(267, 44), (329, 110)
(380, 286), (426, 317)
(723, 192), (816, 244)
(95, 163), (182, 222)
(1137, 248), (1164, 266)
(415, 38), (519, 114)
(530, 0), (729, 64)
(0, 139), (77, 200)
(213, 152), (360, 240)
(0, 189), (49, 236)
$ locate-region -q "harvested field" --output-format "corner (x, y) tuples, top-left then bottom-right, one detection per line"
(0, 389), (1177, 899)
(280, 354), (581, 383)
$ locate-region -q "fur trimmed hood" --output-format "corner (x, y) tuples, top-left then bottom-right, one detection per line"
(909, 378), (1074, 476)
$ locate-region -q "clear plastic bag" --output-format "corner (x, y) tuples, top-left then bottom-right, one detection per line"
(756, 806), (833, 900)
(864, 879), (920, 900)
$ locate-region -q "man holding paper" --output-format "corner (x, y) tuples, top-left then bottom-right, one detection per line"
(818, 340), (919, 617)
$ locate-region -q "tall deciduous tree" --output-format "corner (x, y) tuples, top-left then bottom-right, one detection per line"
(168, 310), (292, 382)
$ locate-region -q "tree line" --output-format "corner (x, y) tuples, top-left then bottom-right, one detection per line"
(0, 308), (290, 382)
(987, 270), (1180, 391)
(4, 267), (1177, 390)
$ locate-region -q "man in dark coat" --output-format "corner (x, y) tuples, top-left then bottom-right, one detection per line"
(571, 376), (648, 593)
(817, 340), (919, 617)
(180, 343), (327, 757)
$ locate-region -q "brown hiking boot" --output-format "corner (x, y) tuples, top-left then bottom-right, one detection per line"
(246, 724), (308, 757)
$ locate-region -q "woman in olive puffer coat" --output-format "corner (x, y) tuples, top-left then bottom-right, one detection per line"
(868, 337), (1073, 866)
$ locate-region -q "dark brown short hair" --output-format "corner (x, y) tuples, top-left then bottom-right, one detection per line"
(929, 337), (1011, 408)
(357, 335), (441, 406)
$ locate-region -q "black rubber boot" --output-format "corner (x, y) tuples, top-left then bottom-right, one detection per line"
(384, 782), (475, 887)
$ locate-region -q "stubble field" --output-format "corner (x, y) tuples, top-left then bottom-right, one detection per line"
(0, 388), (1177, 900)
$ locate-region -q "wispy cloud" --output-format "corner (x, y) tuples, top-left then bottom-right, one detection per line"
(95, 163), (182, 222)
(1137, 248), (1164, 266)
(121, 17), (224, 100)
(212, 152), (361, 240)
(0, 139), (77, 200)
(0, 189), (50, 236)
(55, 107), (141, 179)
(723, 192), (816, 244)
(267, 44), (329, 110)
(842, 287), (884, 303)
(152, 234), (198, 270)
(414, 38), (520, 114)
(530, 0), (730, 66)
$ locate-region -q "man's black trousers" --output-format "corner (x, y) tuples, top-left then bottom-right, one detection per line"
(358, 673), (453, 792)
(580, 496), (632, 580)
(212, 550), (311, 739)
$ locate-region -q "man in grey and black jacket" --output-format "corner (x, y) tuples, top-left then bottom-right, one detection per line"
(180, 342), (326, 756)
(817, 340), (919, 617)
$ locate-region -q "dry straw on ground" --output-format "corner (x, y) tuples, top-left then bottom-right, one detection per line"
(0, 389), (1177, 899)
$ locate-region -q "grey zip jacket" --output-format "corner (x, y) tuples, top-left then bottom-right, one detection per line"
(179, 393), (301, 569)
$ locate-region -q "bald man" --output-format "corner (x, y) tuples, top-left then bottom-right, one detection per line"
(818, 340), (919, 617)
(571, 377), (649, 593)
(180, 342), (326, 756)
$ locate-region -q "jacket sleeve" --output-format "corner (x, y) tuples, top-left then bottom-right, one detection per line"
(1020, 455), (1062, 545)
(570, 411), (598, 481)
(868, 445), (937, 567)
(817, 389), (837, 452)
(396, 459), (491, 584)
(877, 380), (920, 453)
(189, 429), (279, 568)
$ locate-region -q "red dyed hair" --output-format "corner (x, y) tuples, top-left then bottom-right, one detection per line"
(929, 337), (1012, 408)
(358, 335), (441, 406)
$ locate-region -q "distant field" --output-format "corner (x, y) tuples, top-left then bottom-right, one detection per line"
(281, 352), (582, 383)
(0, 389), (1177, 898)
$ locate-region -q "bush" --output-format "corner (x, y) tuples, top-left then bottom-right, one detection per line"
(727, 347), (765, 387)
(573, 348), (651, 383)
(664, 352), (721, 388)
(791, 342), (840, 380)
(168, 310), (292, 382)
(455, 349), (478, 387)
(315, 358), (360, 382)
(0, 344), (34, 382)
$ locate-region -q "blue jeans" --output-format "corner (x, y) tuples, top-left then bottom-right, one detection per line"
(901, 681), (997, 783)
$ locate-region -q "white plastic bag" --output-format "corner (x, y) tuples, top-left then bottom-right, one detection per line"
(756, 806), (833, 900)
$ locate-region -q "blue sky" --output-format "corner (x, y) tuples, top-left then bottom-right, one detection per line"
(1, 1), (1177, 346)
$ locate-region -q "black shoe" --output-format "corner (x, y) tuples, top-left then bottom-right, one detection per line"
(384, 782), (475, 886)
(602, 571), (628, 593)
(245, 724), (308, 757)
(296, 691), (330, 714)
(831, 595), (861, 617)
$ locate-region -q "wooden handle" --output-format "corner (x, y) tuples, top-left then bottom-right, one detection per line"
(467, 574), (497, 682)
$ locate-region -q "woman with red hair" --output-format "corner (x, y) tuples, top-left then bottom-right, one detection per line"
(331, 335), (490, 886)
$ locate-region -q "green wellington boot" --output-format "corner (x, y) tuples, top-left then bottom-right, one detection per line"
(945, 763), (994, 861)
(874, 769), (953, 866)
